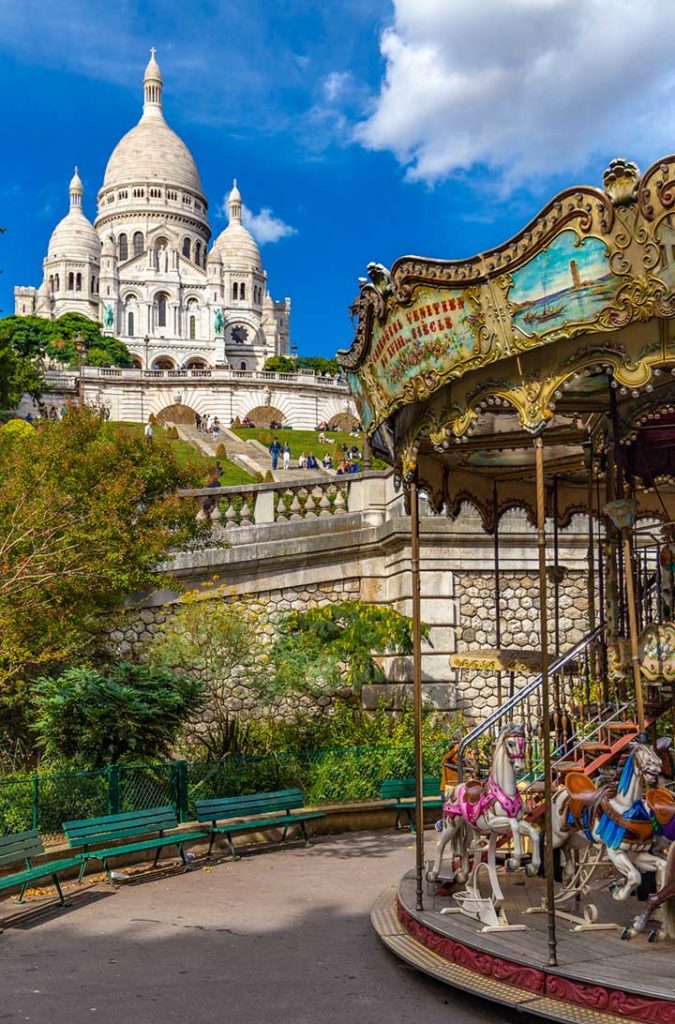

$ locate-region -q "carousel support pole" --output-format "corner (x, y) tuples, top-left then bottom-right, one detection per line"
(622, 528), (646, 734)
(534, 436), (558, 967)
(585, 442), (602, 701)
(552, 477), (561, 709)
(493, 481), (502, 707)
(409, 477), (425, 912)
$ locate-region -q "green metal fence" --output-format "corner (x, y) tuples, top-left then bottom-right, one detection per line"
(0, 741), (448, 845)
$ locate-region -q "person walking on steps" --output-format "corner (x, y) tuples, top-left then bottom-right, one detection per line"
(269, 436), (282, 471)
(282, 442), (291, 470)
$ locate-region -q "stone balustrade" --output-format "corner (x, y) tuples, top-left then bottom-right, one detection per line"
(45, 366), (350, 389)
(181, 470), (396, 530)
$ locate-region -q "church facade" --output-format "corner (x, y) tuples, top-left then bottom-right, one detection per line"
(14, 52), (291, 373)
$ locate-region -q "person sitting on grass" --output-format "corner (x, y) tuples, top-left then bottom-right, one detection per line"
(298, 451), (308, 470)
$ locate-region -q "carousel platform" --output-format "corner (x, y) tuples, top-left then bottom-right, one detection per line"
(372, 869), (675, 1024)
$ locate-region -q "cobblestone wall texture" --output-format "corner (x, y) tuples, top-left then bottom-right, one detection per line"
(454, 569), (590, 722)
(107, 578), (361, 723)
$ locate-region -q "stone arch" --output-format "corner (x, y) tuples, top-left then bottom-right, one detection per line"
(131, 355), (143, 369)
(184, 357), (208, 369)
(152, 355), (176, 370)
(327, 411), (360, 431)
(242, 405), (286, 428)
(155, 403), (198, 426)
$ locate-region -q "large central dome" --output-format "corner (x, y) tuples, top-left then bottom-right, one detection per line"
(101, 52), (204, 198)
(103, 120), (203, 194)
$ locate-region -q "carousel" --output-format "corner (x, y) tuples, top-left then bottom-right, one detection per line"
(339, 156), (675, 1023)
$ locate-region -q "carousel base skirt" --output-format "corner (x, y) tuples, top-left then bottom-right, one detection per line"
(371, 869), (675, 1024)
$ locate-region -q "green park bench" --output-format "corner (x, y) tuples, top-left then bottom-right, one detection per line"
(0, 829), (84, 921)
(62, 805), (206, 882)
(379, 776), (444, 831)
(194, 788), (326, 859)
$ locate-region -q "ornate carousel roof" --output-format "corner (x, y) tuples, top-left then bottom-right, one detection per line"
(339, 156), (675, 529)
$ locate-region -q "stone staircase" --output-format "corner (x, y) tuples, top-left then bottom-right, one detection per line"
(175, 425), (269, 478)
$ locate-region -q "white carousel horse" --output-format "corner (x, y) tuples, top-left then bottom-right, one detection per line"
(550, 740), (667, 901)
(427, 723), (540, 884)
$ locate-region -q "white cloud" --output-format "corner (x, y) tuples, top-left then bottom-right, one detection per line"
(241, 204), (297, 245)
(323, 70), (353, 102)
(356, 0), (675, 186)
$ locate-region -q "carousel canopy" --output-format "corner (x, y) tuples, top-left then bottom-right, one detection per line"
(339, 157), (675, 529)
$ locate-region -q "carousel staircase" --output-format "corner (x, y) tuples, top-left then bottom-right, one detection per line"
(457, 621), (670, 791)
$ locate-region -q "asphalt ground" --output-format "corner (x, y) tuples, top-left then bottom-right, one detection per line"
(1, 830), (538, 1024)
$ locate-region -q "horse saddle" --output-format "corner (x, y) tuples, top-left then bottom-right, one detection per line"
(565, 772), (602, 822)
(462, 779), (486, 805)
(646, 788), (675, 841)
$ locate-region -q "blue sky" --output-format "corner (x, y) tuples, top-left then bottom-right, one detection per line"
(3, 0), (675, 358)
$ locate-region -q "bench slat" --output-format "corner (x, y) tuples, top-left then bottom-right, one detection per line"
(63, 805), (176, 830)
(209, 811), (326, 834)
(380, 777), (441, 800)
(81, 830), (206, 864)
(0, 855), (84, 892)
(0, 829), (45, 867)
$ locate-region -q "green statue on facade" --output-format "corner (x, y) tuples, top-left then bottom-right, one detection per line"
(103, 303), (114, 329)
(214, 307), (224, 335)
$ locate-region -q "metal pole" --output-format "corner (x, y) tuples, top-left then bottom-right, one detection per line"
(493, 481), (502, 707)
(534, 436), (558, 967)
(410, 478), (425, 911)
(622, 529), (646, 733)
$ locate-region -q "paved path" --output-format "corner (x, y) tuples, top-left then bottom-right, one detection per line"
(1, 831), (537, 1024)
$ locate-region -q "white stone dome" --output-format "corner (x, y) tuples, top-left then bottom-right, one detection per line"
(102, 52), (204, 197)
(212, 222), (261, 269)
(103, 117), (203, 195)
(211, 180), (261, 269)
(47, 171), (101, 261)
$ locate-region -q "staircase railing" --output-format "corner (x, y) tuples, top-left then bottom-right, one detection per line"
(457, 623), (606, 782)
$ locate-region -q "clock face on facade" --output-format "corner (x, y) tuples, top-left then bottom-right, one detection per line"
(231, 325), (249, 344)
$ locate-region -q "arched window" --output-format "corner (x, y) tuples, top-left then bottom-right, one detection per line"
(240, 282), (246, 300)
(156, 293), (168, 328)
(55, 273), (60, 291)
(182, 237), (191, 259)
(118, 234), (128, 260)
(189, 315), (196, 340)
(133, 232), (144, 257)
(232, 282), (238, 300)
(195, 241), (201, 264)
(240, 361), (247, 370)
(49, 275), (54, 292)
(127, 311), (134, 337)
(91, 275), (95, 292)
(75, 273), (82, 291)
(68, 272), (74, 291)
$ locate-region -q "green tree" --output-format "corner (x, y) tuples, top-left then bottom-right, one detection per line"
(263, 355), (295, 373)
(149, 591), (265, 760)
(33, 662), (206, 767)
(268, 600), (429, 697)
(0, 338), (44, 410)
(0, 408), (206, 759)
(0, 313), (133, 368)
(296, 355), (338, 376)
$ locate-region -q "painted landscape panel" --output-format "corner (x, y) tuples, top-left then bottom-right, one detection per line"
(509, 230), (619, 339)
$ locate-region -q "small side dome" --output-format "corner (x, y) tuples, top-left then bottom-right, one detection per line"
(211, 179), (262, 270)
(47, 170), (101, 262)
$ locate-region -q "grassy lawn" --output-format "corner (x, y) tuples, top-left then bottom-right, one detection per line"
(232, 427), (388, 468)
(112, 423), (256, 486)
